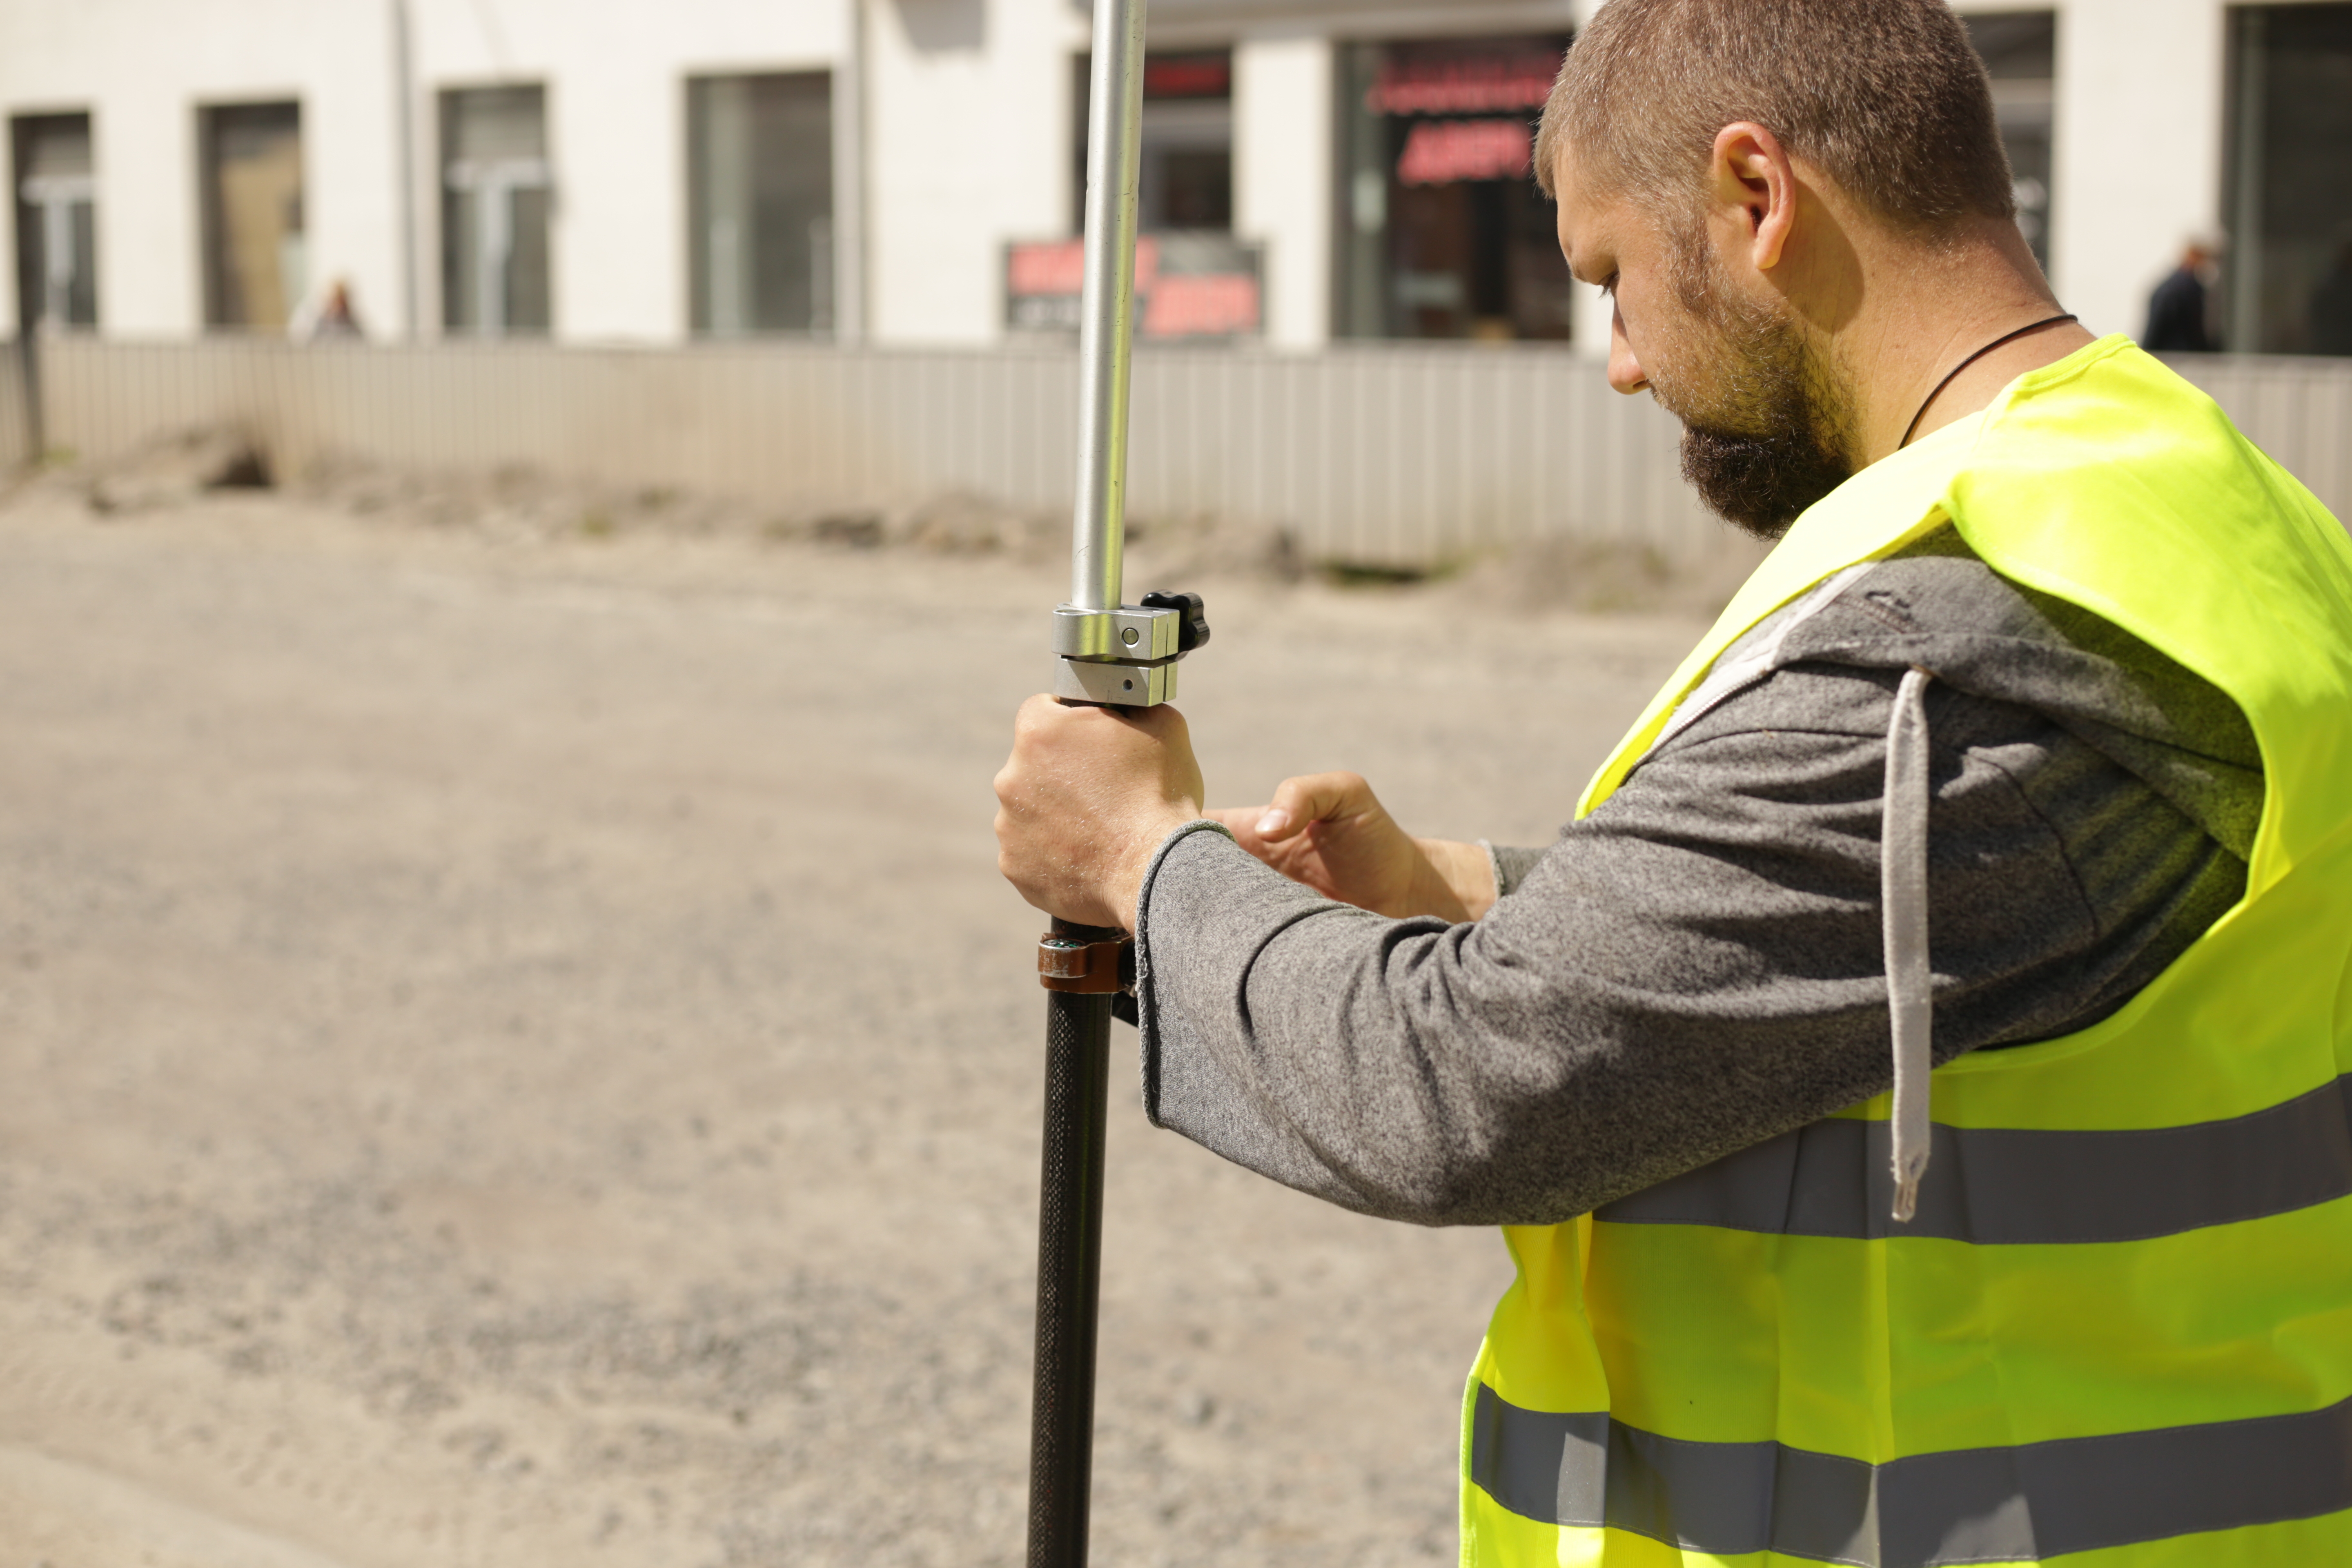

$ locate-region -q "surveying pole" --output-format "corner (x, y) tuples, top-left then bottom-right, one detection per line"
(1026, 0), (1208, 1562)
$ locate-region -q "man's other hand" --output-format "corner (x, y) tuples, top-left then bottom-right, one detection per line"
(994, 695), (1207, 931)
(1207, 773), (1496, 922)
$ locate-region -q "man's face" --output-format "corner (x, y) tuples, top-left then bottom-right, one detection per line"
(1554, 144), (1855, 540)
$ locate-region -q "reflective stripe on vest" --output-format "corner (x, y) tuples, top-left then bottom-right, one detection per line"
(1469, 1383), (2352, 1566)
(1594, 1071), (2352, 1244)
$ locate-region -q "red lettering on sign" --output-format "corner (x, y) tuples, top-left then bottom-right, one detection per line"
(1396, 119), (1532, 186)
(1007, 237), (1160, 297)
(1145, 55), (1231, 99)
(1367, 53), (1560, 116)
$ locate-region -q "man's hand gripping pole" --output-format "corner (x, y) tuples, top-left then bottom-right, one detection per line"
(1024, 0), (1207, 1564)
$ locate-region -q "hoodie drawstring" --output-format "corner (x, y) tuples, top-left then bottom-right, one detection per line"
(1884, 667), (1935, 1223)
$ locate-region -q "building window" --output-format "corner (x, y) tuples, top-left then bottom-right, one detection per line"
(687, 72), (834, 337)
(1334, 35), (1572, 343)
(199, 102), (303, 332)
(2228, 4), (2352, 354)
(441, 85), (551, 336)
(11, 113), (97, 332)
(1071, 49), (1233, 235)
(1961, 12), (2057, 281)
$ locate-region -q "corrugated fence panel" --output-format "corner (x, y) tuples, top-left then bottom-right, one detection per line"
(2163, 353), (2352, 522)
(0, 341), (29, 470)
(30, 338), (2351, 564)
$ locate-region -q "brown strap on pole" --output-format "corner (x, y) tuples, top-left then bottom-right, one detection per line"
(1037, 933), (1132, 994)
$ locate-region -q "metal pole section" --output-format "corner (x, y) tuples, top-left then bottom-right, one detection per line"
(391, 0), (418, 338)
(833, 0), (868, 347)
(1069, 0), (1148, 614)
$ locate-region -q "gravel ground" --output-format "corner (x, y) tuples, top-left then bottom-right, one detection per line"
(0, 483), (1709, 1567)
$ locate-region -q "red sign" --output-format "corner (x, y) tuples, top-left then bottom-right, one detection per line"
(1367, 51), (1560, 116)
(1145, 53), (1231, 100)
(1143, 273), (1259, 338)
(1006, 234), (1259, 340)
(1008, 239), (1087, 298)
(1396, 119), (1532, 186)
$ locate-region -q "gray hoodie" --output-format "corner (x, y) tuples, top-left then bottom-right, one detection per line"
(1131, 527), (2262, 1226)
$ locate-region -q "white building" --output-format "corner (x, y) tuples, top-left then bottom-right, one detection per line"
(6, 0), (2350, 356)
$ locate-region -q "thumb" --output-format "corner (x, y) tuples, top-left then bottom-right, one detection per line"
(1255, 772), (1374, 842)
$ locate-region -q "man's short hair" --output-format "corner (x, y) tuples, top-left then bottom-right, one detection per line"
(1536, 0), (2014, 236)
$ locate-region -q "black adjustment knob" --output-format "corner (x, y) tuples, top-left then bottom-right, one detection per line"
(1140, 590), (1210, 655)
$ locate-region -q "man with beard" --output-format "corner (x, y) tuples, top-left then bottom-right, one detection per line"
(996, 0), (2352, 1560)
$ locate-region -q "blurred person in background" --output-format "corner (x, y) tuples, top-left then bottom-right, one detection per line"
(2142, 232), (2221, 352)
(293, 276), (365, 341)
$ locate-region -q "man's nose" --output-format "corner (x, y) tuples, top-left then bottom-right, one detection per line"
(1606, 302), (1648, 395)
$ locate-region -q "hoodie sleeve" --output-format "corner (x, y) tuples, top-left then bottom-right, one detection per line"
(1133, 547), (2256, 1227)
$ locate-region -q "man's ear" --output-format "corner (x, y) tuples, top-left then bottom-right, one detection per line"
(1708, 121), (1797, 273)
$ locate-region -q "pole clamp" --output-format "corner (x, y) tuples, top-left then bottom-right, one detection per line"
(1038, 931), (1134, 994)
(1048, 590), (1212, 710)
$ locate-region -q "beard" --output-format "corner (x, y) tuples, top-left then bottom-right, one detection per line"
(1642, 238), (1857, 541)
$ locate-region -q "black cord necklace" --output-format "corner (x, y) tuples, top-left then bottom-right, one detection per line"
(1898, 312), (2078, 448)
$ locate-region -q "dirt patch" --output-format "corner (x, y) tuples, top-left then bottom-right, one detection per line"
(38, 438), (1764, 615)
(0, 485), (1708, 1566)
(80, 426), (274, 514)
(1443, 532), (1773, 617)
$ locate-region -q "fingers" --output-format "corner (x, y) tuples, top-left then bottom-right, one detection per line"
(1256, 772), (1375, 842)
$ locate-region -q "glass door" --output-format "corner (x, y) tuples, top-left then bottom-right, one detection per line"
(687, 72), (834, 336)
(11, 113), (98, 331)
(441, 86), (552, 336)
(201, 102), (303, 331)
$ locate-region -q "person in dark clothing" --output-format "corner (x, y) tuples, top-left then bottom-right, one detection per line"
(2142, 236), (2219, 352)
(2309, 239), (2352, 356)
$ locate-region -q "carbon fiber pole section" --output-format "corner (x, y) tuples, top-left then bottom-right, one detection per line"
(1026, 918), (1119, 1568)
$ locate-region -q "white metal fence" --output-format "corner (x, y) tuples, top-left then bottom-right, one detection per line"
(31, 336), (1714, 565)
(0, 342), (29, 472)
(2165, 354), (2352, 525)
(16, 335), (2352, 564)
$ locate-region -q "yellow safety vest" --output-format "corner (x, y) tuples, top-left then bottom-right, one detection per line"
(1461, 336), (2352, 1566)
